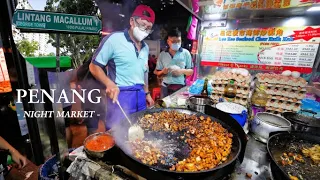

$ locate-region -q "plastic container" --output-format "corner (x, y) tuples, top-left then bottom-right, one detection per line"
(216, 102), (248, 127)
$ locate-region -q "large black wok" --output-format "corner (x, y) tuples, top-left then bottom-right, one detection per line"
(267, 131), (320, 180)
(112, 108), (243, 180)
(282, 110), (320, 135)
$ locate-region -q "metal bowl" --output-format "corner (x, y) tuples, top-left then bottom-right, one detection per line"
(83, 132), (115, 159)
(188, 96), (214, 106)
(186, 96), (214, 113)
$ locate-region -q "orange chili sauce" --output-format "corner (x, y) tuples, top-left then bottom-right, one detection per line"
(85, 134), (115, 151)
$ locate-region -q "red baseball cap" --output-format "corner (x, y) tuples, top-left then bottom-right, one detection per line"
(132, 5), (155, 24)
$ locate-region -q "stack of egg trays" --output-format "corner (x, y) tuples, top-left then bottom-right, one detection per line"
(211, 76), (251, 106)
(255, 76), (306, 113)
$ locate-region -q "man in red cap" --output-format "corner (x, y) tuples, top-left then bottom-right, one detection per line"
(89, 5), (155, 129)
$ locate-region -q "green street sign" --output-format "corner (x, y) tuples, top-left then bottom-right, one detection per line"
(13, 10), (102, 34)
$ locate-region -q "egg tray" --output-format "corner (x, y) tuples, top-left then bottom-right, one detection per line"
(256, 73), (307, 87)
(211, 79), (250, 86)
(212, 84), (250, 94)
(212, 71), (251, 84)
(265, 105), (299, 113)
(255, 82), (306, 100)
(264, 87), (306, 98)
(266, 100), (301, 112)
(268, 94), (305, 102)
(211, 88), (250, 97)
(256, 81), (306, 92)
(233, 98), (249, 106)
(265, 108), (294, 115)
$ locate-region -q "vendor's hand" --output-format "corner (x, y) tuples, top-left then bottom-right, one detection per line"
(162, 68), (169, 75)
(106, 82), (120, 103)
(172, 69), (185, 77)
(146, 94), (154, 107)
(11, 150), (27, 169)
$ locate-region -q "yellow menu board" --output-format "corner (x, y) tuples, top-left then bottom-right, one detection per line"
(201, 26), (320, 73)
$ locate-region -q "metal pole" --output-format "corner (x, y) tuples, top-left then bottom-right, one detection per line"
(56, 33), (60, 73)
(3, 0), (44, 165)
(55, 33), (64, 180)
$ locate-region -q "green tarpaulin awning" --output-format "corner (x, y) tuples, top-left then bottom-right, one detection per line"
(25, 56), (72, 68)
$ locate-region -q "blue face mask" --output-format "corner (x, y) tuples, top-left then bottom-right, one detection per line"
(170, 43), (181, 51)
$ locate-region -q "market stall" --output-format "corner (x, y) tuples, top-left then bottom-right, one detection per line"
(67, 1), (320, 180)
(150, 0), (320, 179)
(2, 0), (320, 179)
(65, 1), (320, 180)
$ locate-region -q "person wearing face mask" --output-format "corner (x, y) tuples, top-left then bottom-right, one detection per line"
(89, 5), (155, 130)
(154, 28), (193, 98)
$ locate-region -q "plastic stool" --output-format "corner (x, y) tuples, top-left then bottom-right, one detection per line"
(152, 87), (161, 101)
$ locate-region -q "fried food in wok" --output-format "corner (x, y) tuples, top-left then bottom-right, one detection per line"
(279, 144), (320, 180)
(133, 111), (233, 172)
(302, 144), (320, 165)
(129, 140), (166, 166)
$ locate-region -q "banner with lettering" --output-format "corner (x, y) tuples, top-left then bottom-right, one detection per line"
(223, 0), (314, 10)
(201, 26), (320, 73)
(203, 0), (318, 13)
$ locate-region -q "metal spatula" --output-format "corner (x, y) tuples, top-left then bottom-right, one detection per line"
(116, 100), (144, 141)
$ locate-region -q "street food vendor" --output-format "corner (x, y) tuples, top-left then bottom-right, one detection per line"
(154, 28), (193, 98)
(89, 5), (155, 130)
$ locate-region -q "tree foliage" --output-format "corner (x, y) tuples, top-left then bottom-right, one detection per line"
(16, 39), (39, 57)
(45, 0), (101, 68)
(39, 52), (55, 56)
(47, 52), (56, 56)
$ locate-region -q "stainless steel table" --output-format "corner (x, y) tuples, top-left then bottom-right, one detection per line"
(231, 135), (272, 180)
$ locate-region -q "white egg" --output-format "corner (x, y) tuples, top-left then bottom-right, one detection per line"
(282, 70), (291, 76)
(240, 71), (249, 77)
(231, 69), (238, 74)
(236, 68), (244, 74)
(291, 71), (301, 78)
(236, 68), (249, 76)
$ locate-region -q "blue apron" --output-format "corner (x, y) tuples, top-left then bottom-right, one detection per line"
(105, 84), (146, 130)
